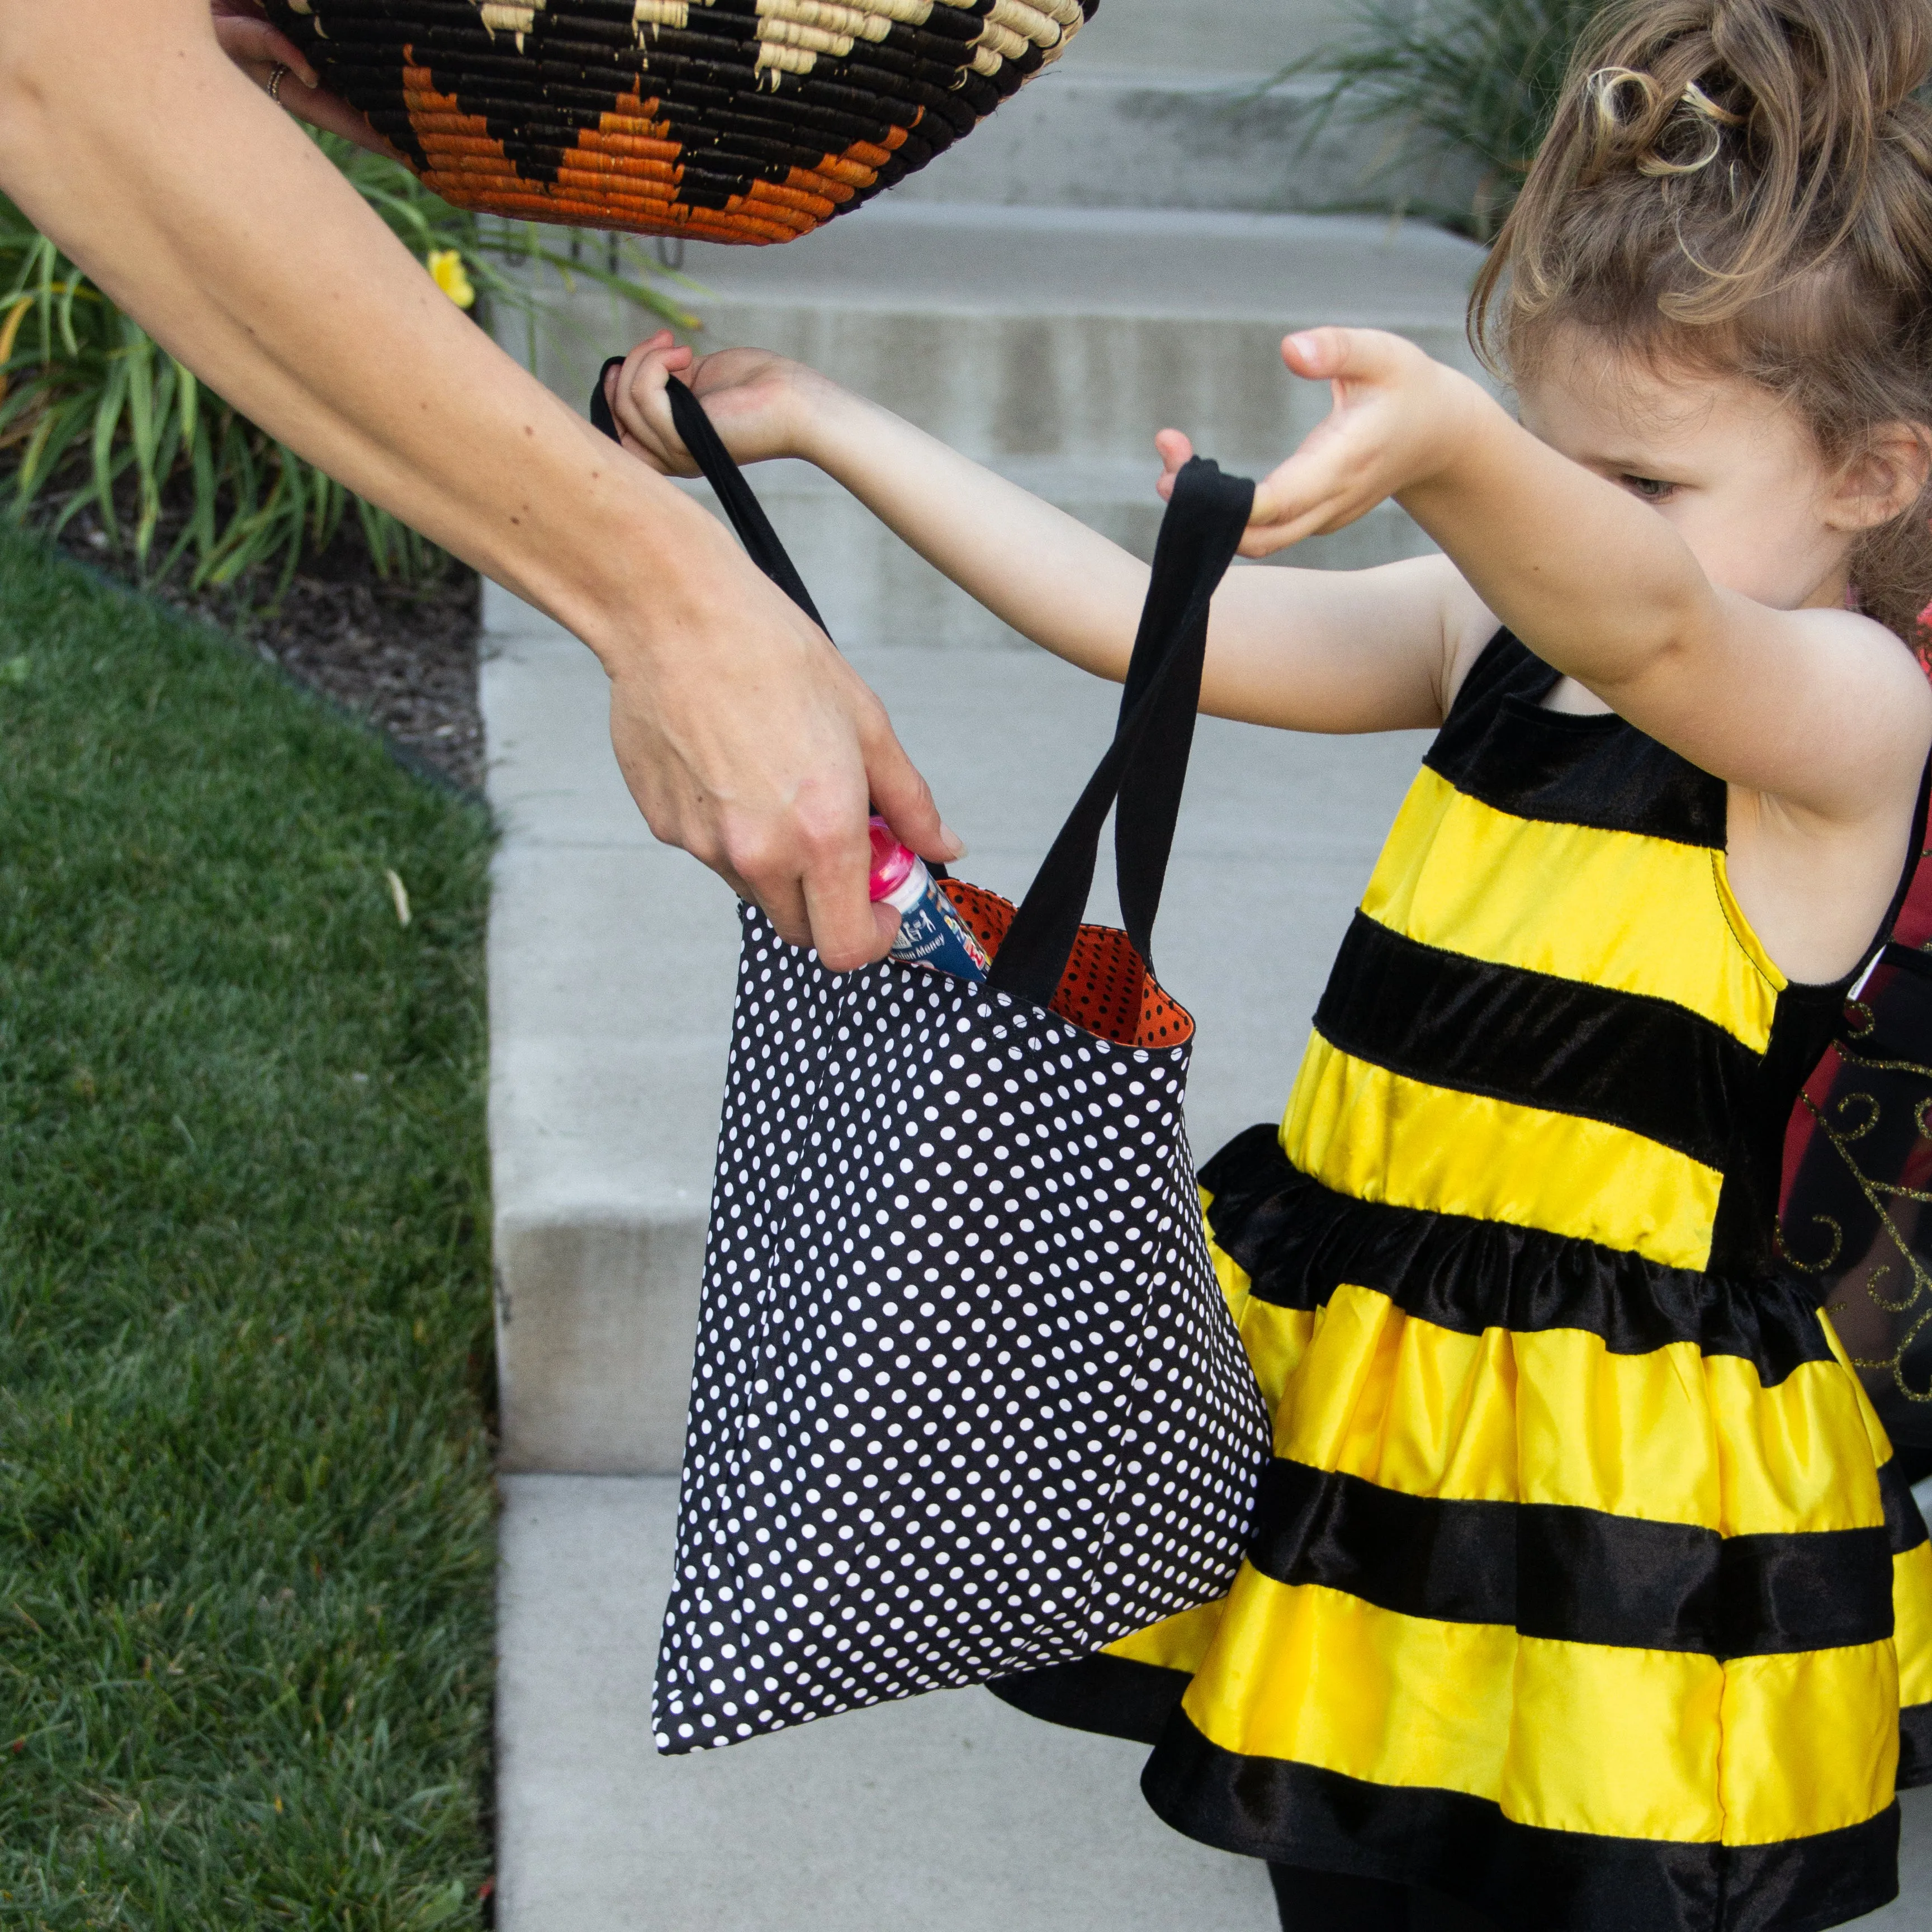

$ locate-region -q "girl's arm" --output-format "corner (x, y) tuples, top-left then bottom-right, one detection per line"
(606, 338), (1491, 736)
(1211, 326), (1932, 827)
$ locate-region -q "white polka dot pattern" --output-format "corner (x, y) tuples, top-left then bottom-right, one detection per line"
(653, 906), (1271, 1754)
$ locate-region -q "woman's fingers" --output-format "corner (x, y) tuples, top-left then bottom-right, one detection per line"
(603, 547), (949, 972)
(861, 699), (965, 865)
(210, 13), (318, 85)
(278, 75), (408, 157)
(211, 4), (404, 157)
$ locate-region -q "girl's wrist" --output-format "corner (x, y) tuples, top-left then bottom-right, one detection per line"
(1398, 368), (1510, 515)
(788, 371), (878, 476)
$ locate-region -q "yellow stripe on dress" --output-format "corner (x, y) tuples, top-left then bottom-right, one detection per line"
(1105, 1594), (1228, 1675)
(1897, 1540), (1932, 1709)
(1717, 1643), (1900, 1843)
(1364, 768), (1782, 1054)
(1180, 1571), (1897, 1845)
(1275, 1284), (1887, 1536)
(1284, 1033), (1725, 1272)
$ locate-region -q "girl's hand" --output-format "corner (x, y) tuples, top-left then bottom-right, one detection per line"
(1157, 326), (1483, 559)
(210, 0), (403, 158)
(604, 333), (821, 475)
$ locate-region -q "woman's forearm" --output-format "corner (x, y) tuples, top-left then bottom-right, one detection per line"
(0, 0), (730, 664)
(0, 0), (959, 970)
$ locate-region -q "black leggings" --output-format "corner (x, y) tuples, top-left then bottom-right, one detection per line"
(1268, 1864), (1498, 1932)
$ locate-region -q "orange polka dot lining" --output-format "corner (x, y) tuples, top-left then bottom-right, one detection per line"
(939, 880), (1195, 1051)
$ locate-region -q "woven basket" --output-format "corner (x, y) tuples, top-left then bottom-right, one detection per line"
(266, 0), (1095, 244)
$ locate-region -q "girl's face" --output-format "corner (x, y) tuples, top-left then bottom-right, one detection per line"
(1514, 328), (1863, 613)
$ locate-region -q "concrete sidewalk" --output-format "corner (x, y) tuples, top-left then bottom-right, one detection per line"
(496, 1475), (1277, 1929)
(498, 1475), (1932, 1930)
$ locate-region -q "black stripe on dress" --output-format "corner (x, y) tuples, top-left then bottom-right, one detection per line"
(1426, 633), (1727, 849)
(1901, 1703), (1932, 1789)
(1879, 1455), (1930, 1555)
(1249, 1459), (1894, 1659)
(1316, 914), (1757, 1168)
(988, 1652), (1186, 1745)
(1199, 1126), (1837, 1386)
(1142, 1714), (1901, 1932)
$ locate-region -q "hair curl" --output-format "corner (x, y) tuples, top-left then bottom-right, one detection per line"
(1471, 0), (1932, 645)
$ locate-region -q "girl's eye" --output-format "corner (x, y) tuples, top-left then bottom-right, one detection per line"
(1621, 474), (1677, 502)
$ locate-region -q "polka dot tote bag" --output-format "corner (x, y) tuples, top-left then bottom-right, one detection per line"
(592, 371), (1272, 1753)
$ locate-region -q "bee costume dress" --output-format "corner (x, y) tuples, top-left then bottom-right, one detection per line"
(992, 631), (1932, 1932)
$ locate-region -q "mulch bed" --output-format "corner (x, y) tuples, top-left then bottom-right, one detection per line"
(55, 507), (485, 794)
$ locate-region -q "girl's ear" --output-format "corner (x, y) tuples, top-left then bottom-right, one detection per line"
(1826, 424), (1932, 532)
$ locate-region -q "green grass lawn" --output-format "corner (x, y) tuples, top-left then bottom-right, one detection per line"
(0, 530), (496, 1929)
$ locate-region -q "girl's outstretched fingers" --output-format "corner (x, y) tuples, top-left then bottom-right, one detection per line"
(1153, 428), (1195, 501)
(1235, 325), (1459, 556)
(605, 332), (699, 475)
(1280, 325), (1362, 383)
(1152, 328), (1430, 556)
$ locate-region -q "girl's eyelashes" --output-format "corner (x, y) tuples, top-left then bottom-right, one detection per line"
(1620, 473), (1679, 502)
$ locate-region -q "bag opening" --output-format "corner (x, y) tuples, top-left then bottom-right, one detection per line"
(940, 879), (1195, 1050)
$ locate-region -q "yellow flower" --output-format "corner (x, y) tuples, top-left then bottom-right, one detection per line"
(427, 249), (476, 311)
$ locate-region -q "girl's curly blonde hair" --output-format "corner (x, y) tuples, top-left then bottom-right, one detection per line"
(1471, 0), (1932, 644)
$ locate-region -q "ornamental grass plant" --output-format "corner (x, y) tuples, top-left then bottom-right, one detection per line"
(0, 134), (691, 597)
(0, 529), (496, 1926)
(1285, 0), (1603, 238)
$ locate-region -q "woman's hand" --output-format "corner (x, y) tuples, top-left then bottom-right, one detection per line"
(604, 333), (825, 473)
(210, 0), (401, 158)
(1157, 326), (1486, 558)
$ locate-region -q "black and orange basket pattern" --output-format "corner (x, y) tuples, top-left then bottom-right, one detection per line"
(267, 0), (1096, 243)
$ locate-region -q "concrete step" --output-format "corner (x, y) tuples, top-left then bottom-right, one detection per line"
(525, 203), (1483, 641)
(1071, 0), (1353, 78)
(498, 1471), (1932, 1931)
(891, 71), (1478, 216)
(484, 580), (1429, 1474)
(861, 0), (1458, 215)
(528, 201), (1488, 471)
(514, 202), (1476, 649)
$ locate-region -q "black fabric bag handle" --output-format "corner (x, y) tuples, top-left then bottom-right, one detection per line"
(988, 460), (1252, 1002)
(593, 359), (828, 633)
(589, 361), (1254, 1002)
